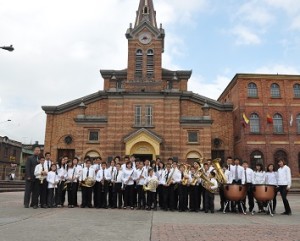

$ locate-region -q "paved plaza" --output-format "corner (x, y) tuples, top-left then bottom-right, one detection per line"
(0, 192), (299, 241)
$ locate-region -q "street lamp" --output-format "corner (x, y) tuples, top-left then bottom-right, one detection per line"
(0, 45), (14, 52)
(0, 119), (11, 124)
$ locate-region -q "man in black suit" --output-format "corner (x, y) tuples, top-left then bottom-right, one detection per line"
(24, 146), (41, 208)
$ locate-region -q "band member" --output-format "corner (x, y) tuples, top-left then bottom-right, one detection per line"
(172, 161), (181, 210)
(219, 164), (231, 212)
(253, 163), (265, 212)
(189, 166), (199, 212)
(66, 159), (78, 208)
(200, 162), (210, 211)
(92, 157), (102, 207)
(24, 146), (40, 209)
(178, 164), (190, 212)
(230, 158), (245, 184)
(277, 159), (292, 215)
(108, 159), (117, 208)
(204, 171), (218, 213)
(156, 161), (165, 209)
(226, 156), (234, 172)
(112, 163), (123, 209)
(135, 161), (146, 209)
(95, 162), (111, 209)
(265, 164), (278, 213)
(47, 164), (59, 208)
(80, 159), (95, 208)
(72, 157), (82, 207)
(34, 156), (47, 208)
(207, 159), (214, 173)
(145, 168), (158, 211)
(122, 161), (135, 209)
(121, 156), (130, 171)
(163, 163), (173, 211)
(56, 156), (68, 207)
(193, 161), (202, 211)
(242, 161), (254, 213)
(130, 155), (137, 170)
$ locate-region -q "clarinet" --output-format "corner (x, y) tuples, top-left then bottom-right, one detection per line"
(123, 170), (134, 189)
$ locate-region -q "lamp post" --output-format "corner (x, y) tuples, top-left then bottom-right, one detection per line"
(0, 45), (14, 52)
(0, 119), (12, 124)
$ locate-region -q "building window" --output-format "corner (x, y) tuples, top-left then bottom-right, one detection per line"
(4, 147), (9, 157)
(135, 105), (142, 126)
(135, 49), (143, 78)
(297, 114), (300, 134)
(146, 49), (154, 78)
(273, 113), (283, 133)
(188, 131), (199, 143)
(116, 80), (122, 90)
(145, 105), (153, 126)
(167, 80), (173, 90)
(294, 84), (300, 98)
(248, 83), (258, 97)
(270, 83), (281, 98)
(250, 113), (260, 133)
(89, 131), (99, 142)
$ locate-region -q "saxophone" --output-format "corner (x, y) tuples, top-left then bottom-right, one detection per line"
(181, 164), (191, 186)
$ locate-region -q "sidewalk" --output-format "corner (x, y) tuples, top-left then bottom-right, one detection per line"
(0, 192), (299, 241)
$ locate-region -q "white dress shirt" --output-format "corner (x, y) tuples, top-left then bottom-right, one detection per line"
(122, 168), (135, 185)
(66, 167), (78, 183)
(44, 160), (52, 172)
(112, 169), (123, 183)
(230, 165), (245, 184)
(96, 168), (112, 182)
(34, 163), (47, 180)
(210, 178), (218, 190)
(47, 171), (59, 188)
(134, 168), (146, 185)
(277, 165), (292, 188)
(80, 167), (96, 182)
(224, 169), (231, 184)
(156, 169), (165, 184)
(57, 166), (67, 181)
(244, 168), (254, 184)
(145, 175), (158, 192)
(265, 172), (278, 185)
(172, 168), (182, 184)
(253, 171), (265, 184)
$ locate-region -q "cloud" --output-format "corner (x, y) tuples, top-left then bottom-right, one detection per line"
(254, 64), (300, 75)
(230, 25), (262, 45)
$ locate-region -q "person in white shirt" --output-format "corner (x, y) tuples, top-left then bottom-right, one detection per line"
(277, 159), (292, 215)
(178, 164), (190, 212)
(204, 171), (218, 213)
(34, 156), (47, 208)
(230, 158), (245, 184)
(66, 159), (78, 208)
(253, 163), (266, 213)
(112, 163), (123, 209)
(56, 156), (68, 208)
(134, 161), (146, 209)
(72, 157), (82, 207)
(189, 166), (199, 212)
(80, 159), (95, 208)
(242, 161), (254, 212)
(265, 163), (278, 214)
(145, 168), (158, 211)
(92, 157), (102, 207)
(219, 164), (231, 212)
(171, 161), (181, 210)
(156, 161), (165, 209)
(46, 164), (59, 208)
(108, 159), (117, 208)
(122, 161), (135, 209)
(95, 162), (111, 209)
(163, 162), (174, 211)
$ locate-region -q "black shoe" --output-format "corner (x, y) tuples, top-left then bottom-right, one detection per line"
(33, 206), (38, 209)
(24, 205), (29, 208)
(211, 211), (214, 213)
(218, 208), (223, 212)
(204, 211), (208, 213)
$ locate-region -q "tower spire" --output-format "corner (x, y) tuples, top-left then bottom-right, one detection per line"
(135, 0), (157, 28)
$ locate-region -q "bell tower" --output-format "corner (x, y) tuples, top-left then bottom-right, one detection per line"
(126, 0), (165, 82)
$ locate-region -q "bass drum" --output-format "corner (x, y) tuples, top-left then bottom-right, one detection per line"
(253, 184), (276, 202)
(224, 184), (248, 202)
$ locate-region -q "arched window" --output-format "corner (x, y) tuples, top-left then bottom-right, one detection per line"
(273, 113), (283, 133)
(250, 150), (264, 170)
(248, 83), (258, 97)
(274, 150), (288, 167)
(146, 49), (154, 78)
(250, 113), (260, 133)
(294, 84), (300, 98)
(135, 49), (143, 78)
(270, 83), (281, 98)
(297, 114), (300, 134)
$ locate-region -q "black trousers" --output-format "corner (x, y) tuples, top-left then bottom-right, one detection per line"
(204, 190), (215, 212)
(124, 184), (134, 207)
(74, 182), (79, 206)
(93, 183), (98, 208)
(157, 185), (164, 208)
(67, 183), (77, 206)
(163, 184), (175, 210)
(243, 183), (254, 212)
(189, 185), (199, 211)
(108, 183), (114, 207)
(56, 181), (66, 206)
(97, 181), (109, 208)
(136, 185), (146, 208)
(278, 185), (291, 214)
(24, 180), (38, 207)
(178, 184), (188, 211)
(112, 183), (123, 208)
(47, 188), (57, 207)
(200, 184), (206, 210)
(39, 180), (48, 206)
(147, 191), (157, 208)
(81, 186), (93, 207)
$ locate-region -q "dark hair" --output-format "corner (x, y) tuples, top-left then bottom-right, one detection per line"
(101, 161), (107, 165)
(73, 157), (79, 161)
(126, 161), (132, 168)
(242, 160), (248, 165)
(168, 157), (173, 162)
(210, 171), (216, 177)
(114, 156), (120, 161)
(45, 152), (51, 156)
(223, 164), (229, 169)
(158, 162), (165, 170)
(86, 159), (92, 164)
(58, 157), (64, 168)
(148, 168), (154, 174)
(51, 164), (57, 169)
(151, 160), (157, 172)
(266, 164), (276, 172)
(255, 163), (264, 172)
(116, 163), (121, 167)
(39, 155), (45, 159)
(227, 156), (232, 160)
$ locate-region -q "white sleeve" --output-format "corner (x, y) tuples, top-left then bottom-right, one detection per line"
(287, 167), (292, 188)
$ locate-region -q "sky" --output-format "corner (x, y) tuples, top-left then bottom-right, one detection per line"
(0, 0), (300, 144)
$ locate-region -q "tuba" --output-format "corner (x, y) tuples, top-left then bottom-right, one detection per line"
(81, 177), (96, 188)
(212, 158), (227, 184)
(190, 167), (201, 186)
(143, 179), (158, 192)
(199, 169), (217, 193)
